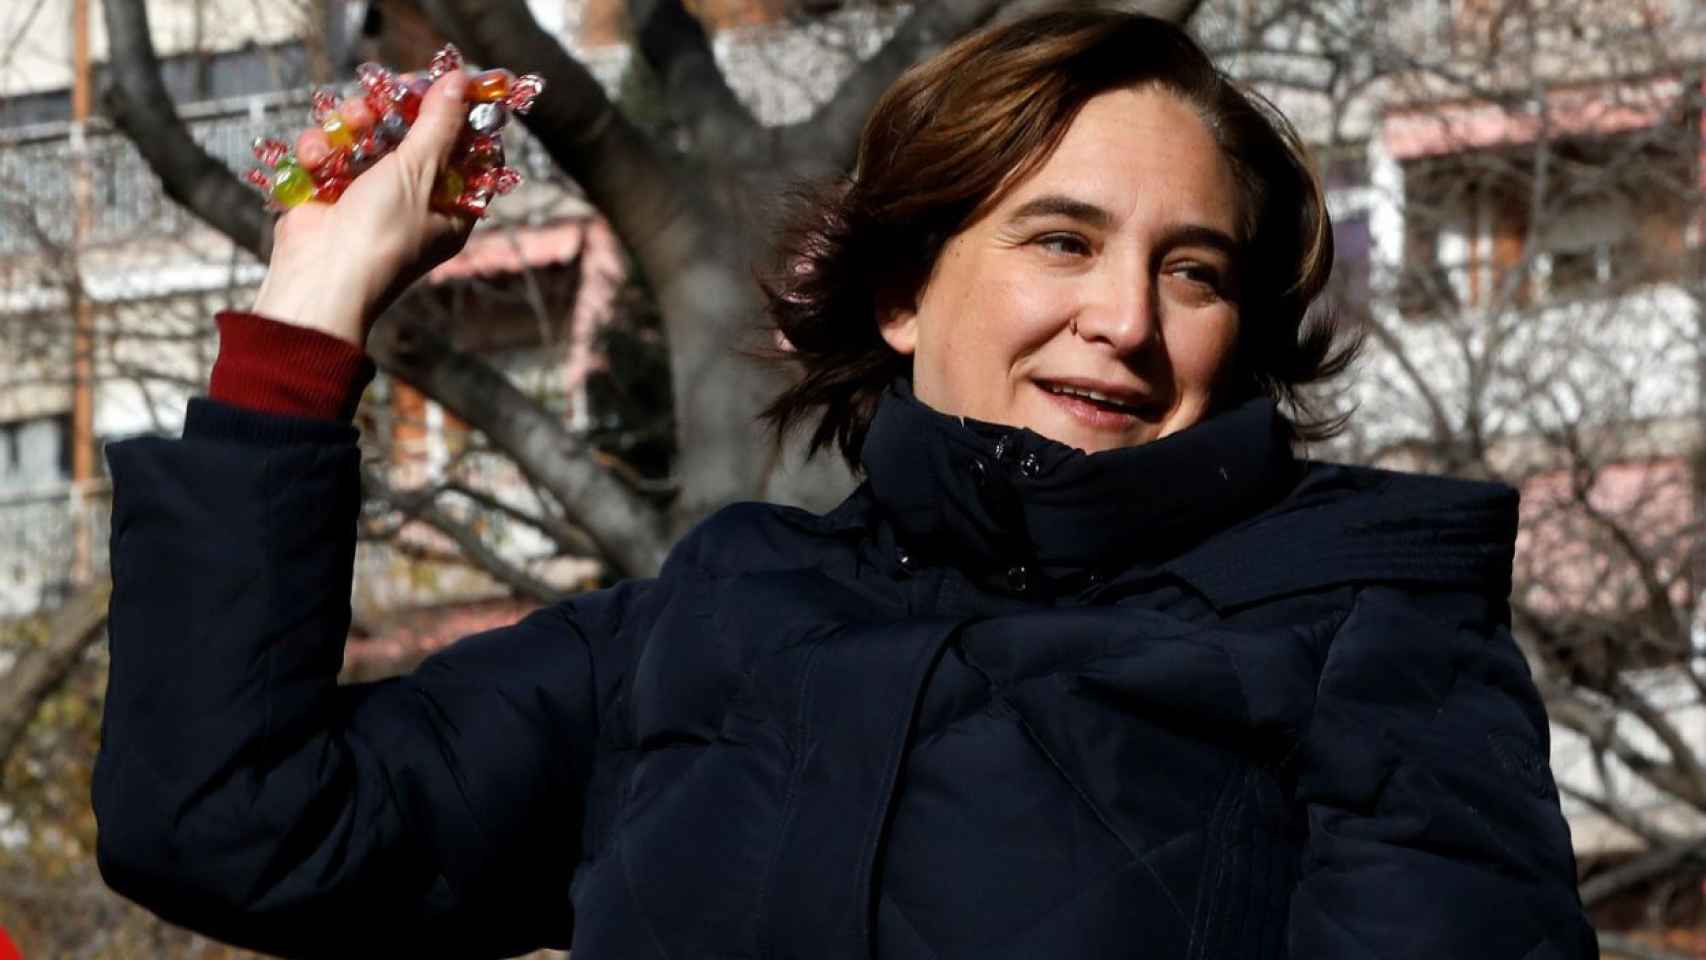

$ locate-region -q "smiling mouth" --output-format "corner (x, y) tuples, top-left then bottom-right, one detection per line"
(1037, 381), (1154, 417)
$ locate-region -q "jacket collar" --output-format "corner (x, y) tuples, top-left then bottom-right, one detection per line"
(1165, 461), (1519, 609)
(858, 380), (1301, 587)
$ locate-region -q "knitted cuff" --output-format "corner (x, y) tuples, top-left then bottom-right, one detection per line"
(208, 310), (377, 422)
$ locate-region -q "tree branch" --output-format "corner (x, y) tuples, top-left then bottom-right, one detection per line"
(1546, 685), (1706, 814)
(1579, 835), (1706, 909)
(97, 0), (674, 576)
(0, 579), (110, 773)
(1557, 782), (1680, 850)
(416, 0), (782, 529)
(780, 0), (1006, 171)
(1559, 437), (1691, 656)
(442, 476), (606, 558)
(369, 309), (669, 576)
(1364, 314), (1463, 464)
(417, 0), (712, 287)
(360, 454), (605, 562)
(627, 0), (759, 153)
(363, 467), (570, 603)
(99, 0), (273, 257)
(1595, 932), (1702, 960)
(783, 0), (1205, 172)
(1609, 675), (1706, 808)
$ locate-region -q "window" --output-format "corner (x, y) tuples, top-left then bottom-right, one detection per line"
(1330, 212), (1372, 311)
(1397, 119), (1691, 315)
(0, 415), (72, 497)
(1545, 244), (1601, 298)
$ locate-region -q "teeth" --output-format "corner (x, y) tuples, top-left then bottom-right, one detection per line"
(1046, 384), (1139, 411)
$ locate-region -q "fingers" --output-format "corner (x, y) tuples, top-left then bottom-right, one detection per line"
(398, 72), (469, 181)
(336, 96), (377, 131)
(295, 128), (333, 170)
(296, 95), (375, 173)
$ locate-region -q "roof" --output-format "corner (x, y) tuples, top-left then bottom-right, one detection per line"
(425, 219), (591, 283)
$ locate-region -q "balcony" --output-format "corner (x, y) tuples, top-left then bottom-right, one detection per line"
(0, 90), (563, 258)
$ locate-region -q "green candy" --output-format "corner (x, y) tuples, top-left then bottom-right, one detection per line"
(271, 161), (314, 208)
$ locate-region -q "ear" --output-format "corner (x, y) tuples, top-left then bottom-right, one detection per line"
(878, 305), (919, 356)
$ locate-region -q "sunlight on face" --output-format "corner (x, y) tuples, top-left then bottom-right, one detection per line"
(879, 86), (1244, 453)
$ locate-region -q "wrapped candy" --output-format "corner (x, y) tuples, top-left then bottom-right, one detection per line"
(249, 44), (544, 219)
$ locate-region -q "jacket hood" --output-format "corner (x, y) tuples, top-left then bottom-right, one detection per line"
(858, 380), (1518, 609)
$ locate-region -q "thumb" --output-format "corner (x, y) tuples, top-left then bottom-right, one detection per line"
(398, 71), (469, 184)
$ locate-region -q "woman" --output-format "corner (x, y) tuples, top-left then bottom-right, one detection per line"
(94, 11), (1595, 959)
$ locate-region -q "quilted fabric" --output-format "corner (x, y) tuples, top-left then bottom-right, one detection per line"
(94, 384), (1595, 958)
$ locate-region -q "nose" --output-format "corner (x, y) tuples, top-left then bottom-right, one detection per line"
(1071, 261), (1158, 355)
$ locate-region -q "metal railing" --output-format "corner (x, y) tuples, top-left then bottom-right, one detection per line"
(0, 91), (562, 255)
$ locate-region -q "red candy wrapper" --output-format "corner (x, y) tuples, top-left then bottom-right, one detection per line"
(249, 44), (543, 219)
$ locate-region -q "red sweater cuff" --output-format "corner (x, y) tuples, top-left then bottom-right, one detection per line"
(208, 311), (376, 421)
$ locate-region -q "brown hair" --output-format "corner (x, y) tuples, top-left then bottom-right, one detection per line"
(760, 10), (1359, 469)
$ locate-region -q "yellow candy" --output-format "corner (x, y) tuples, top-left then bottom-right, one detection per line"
(432, 169), (464, 207)
(322, 115), (356, 149)
(271, 161), (313, 208)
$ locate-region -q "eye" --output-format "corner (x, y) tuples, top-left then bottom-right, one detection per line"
(1035, 233), (1092, 257)
(1167, 262), (1224, 291)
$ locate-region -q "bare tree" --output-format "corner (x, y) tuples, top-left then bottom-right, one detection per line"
(1198, 0), (1706, 936)
(96, 0), (1203, 569)
(5, 2), (1213, 953)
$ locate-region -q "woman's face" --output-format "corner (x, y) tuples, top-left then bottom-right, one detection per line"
(879, 85), (1244, 453)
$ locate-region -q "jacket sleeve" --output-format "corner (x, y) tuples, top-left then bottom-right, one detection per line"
(1288, 585), (1598, 959)
(93, 398), (644, 959)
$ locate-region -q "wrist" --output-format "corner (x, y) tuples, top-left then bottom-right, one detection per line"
(251, 253), (372, 348)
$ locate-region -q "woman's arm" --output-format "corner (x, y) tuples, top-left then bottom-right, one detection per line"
(93, 69), (632, 957)
(94, 397), (643, 957)
(1287, 585), (1597, 959)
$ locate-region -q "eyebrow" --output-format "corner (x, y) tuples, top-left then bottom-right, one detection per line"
(1008, 194), (1114, 228)
(1007, 193), (1242, 258)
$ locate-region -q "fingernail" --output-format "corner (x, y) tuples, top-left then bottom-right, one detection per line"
(439, 72), (467, 99)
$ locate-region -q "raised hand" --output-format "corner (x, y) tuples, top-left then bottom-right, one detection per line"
(248, 71), (475, 348)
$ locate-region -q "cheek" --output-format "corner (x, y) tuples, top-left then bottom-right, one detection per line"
(953, 270), (1063, 351)
(939, 278), (1057, 396)
(1177, 312), (1241, 390)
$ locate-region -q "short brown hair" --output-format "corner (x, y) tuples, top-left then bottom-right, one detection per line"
(760, 10), (1358, 469)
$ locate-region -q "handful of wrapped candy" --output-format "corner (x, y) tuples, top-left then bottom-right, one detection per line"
(246, 44), (544, 219)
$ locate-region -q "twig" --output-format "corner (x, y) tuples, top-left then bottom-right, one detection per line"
(1580, 836), (1706, 908)
(1597, 930), (1703, 960)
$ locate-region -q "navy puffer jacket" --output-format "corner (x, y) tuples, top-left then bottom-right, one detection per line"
(94, 383), (1595, 958)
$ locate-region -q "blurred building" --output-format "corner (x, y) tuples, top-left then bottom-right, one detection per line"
(1220, 0), (1706, 877)
(0, 0), (606, 627)
(0, 0), (904, 642)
